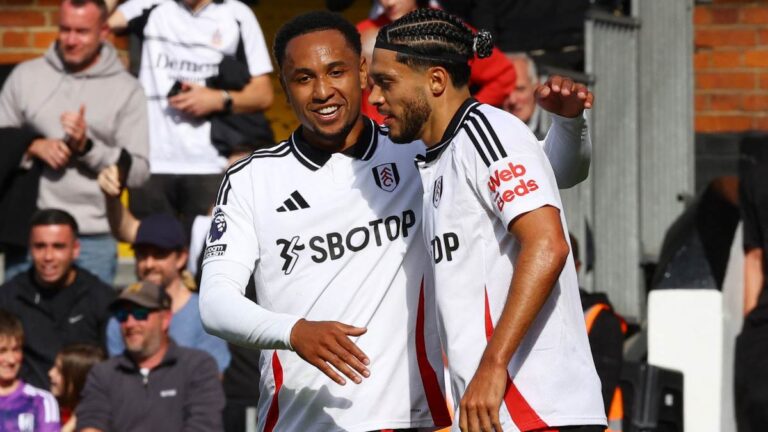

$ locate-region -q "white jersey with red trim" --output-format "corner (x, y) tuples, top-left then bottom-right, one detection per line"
(416, 100), (606, 431)
(202, 118), (450, 431)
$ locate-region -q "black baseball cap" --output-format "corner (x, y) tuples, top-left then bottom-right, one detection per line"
(134, 213), (185, 250)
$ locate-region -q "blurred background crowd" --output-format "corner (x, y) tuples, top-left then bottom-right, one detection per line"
(0, 0), (765, 431)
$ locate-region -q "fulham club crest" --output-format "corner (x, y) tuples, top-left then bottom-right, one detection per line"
(372, 163), (400, 192)
(433, 176), (443, 208)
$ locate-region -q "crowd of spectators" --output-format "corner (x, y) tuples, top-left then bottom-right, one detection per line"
(0, 0), (626, 431)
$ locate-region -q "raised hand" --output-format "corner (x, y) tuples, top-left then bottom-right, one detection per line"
(289, 319), (370, 386)
(61, 104), (88, 152)
(536, 75), (594, 119)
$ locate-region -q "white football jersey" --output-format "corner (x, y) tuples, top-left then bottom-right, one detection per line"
(416, 100), (606, 431)
(119, 0), (273, 174)
(203, 118), (450, 431)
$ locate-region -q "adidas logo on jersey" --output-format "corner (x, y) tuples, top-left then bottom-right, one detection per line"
(276, 191), (310, 212)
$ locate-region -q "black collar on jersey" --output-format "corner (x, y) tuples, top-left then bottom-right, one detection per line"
(419, 97), (480, 164)
(290, 117), (379, 171)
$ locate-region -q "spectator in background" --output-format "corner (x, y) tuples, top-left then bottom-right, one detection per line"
(0, 309), (60, 432)
(108, 0), (274, 235)
(0, 210), (114, 390)
(0, 0), (149, 284)
(571, 233), (625, 430)
(736, 138), (768, 432)
(97, 171), (230, 371)
(77, 281), (225, 432)
(357, 0), (516, 124)
(48, 343), (105, 432)
(502, 52), (548, 139)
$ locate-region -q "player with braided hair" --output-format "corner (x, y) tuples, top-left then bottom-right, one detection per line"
(370, 8), (606, 432)
(357, 1), (517, 124)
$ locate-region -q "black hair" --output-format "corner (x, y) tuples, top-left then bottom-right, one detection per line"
(376, 8), (493, 88)
(31, 208), (79, 236)
(273, 10), (362, 70)
(67, 0), (109, 22)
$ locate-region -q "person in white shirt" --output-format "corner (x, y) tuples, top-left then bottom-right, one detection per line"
(108, 0), (274, 233)
(200, 10), (594, 432)
(368, 8), (605, 432)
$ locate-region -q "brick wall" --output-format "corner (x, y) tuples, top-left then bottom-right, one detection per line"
(695, 0), (768, 132)
(0, 0), (367, 141)
(0, 0), (129, 64)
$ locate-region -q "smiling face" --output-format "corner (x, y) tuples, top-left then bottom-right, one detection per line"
(281, 29), (366, 149)
(57, 0), (108, 72)
(29, 224), (80, 288)
(119, 306), (170, 360)
(0, 336), (22, 388)
(369, 48), (432, 144)
(134, 245), (186, 289)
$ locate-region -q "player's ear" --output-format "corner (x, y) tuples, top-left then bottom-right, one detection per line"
(427, 66), (448, 97)
(359, 55), (369, 91)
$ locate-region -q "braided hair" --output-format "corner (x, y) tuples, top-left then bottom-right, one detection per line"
(376, 8), (493, 88)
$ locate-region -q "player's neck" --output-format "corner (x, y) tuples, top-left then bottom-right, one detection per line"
(0, 378), (20, 396)
(303, 116), (366, 154)
(422, 87), (471, 147)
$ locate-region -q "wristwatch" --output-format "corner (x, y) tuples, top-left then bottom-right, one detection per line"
(221, 90), (233, 113)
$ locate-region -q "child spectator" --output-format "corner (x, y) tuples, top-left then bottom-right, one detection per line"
(0, 309), (60, 432)
(48, 344), (105, 432)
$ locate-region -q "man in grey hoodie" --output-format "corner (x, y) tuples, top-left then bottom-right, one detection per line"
(0, 0), (149, 284)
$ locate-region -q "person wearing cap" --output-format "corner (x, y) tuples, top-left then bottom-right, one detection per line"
(0, 208), (114, 390)
(77, 280), (225, 432)
(102, 211), (231, 372)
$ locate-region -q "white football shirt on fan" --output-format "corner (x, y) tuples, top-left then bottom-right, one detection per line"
(119, 0), (273, 174)
(201, 118), (450, 431)
(416, 99), (606, 431)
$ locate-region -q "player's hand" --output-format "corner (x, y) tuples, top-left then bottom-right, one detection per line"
(168, 82), (224, 117)
(98, 165), (121, 197)
(459, 360), (508, 432)
(289, 319), (370, 386)
(535, 75), (593, 119)
(27, 138), (72, 170)
(60, 104), (88, 152)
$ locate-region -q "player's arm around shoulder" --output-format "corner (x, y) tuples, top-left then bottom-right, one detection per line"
(537, 75), (594, 189)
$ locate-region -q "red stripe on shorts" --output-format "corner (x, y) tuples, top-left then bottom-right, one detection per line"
(416, 278), (452, 427)
(264, 352), (283, 432)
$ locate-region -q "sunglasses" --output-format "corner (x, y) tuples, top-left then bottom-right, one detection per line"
(114, 307), (152, 323)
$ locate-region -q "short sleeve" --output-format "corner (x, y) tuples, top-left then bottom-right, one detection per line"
(464, 110), (560, 230)
(202, 171), (260, 271)
(235, 5), (273, 77)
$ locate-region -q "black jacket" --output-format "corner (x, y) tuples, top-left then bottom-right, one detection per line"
(0, 267), (114, 388)
(0, 126), (41, 249)
(77, 340), (225, 432)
